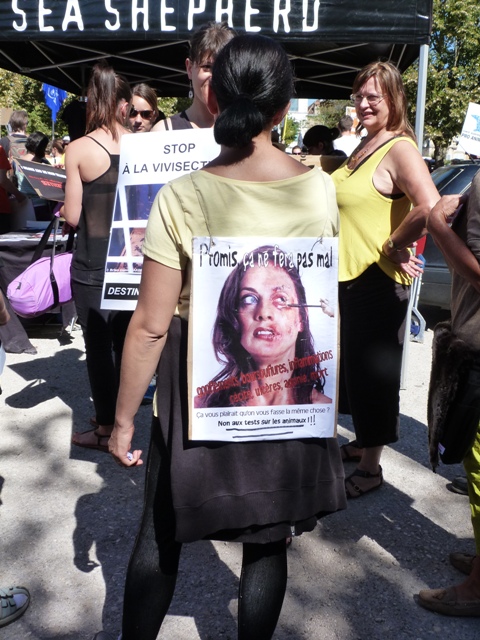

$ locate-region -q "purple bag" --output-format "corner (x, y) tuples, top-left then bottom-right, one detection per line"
(7, 218), (74, 317)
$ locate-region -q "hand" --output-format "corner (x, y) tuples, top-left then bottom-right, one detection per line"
(108, 422), (143, 467)
(428, 194), (467, 228)
(386, 248), (424, 278)
(62, 221), (75, 235)
(319, 298), (335, 317)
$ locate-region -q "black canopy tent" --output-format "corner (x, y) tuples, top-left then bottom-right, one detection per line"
(0, 0), (432, 99)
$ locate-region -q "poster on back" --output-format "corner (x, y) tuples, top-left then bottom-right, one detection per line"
(458, 102), (480, 158)
(101, 128), (219, 310)
(190, 236), (338, 442)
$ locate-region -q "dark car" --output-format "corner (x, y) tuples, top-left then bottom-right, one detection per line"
(419, 162), (480, 309)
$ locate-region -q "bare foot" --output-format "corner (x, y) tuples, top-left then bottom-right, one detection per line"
(340, 440), (364, 462)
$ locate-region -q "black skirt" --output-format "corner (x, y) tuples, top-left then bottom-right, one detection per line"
(155, 316), (346, 543)
(338, 263), (410, 447)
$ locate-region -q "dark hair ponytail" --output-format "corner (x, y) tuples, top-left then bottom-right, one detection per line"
(212, 35), (294, 148)
(86, 61), (131, 141)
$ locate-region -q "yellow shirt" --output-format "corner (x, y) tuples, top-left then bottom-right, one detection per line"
(143, 167), (339, 319)
(332, 137), (417, 285)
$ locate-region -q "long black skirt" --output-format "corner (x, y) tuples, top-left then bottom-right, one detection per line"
(338, 263), (410, 448)
(154, 316), (346, 544)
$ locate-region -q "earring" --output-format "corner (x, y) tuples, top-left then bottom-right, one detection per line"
(188, 82), (193, 100)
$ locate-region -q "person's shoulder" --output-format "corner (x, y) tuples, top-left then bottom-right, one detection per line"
(389, 135), (418, 150)
(155, 173), (195, 206)
(306, 166), (337, 187)
(152, 119), (167, 132)
(385, 136), (421, 163)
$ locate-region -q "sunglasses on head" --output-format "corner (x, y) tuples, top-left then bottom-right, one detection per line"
(129, 108), (154, 119)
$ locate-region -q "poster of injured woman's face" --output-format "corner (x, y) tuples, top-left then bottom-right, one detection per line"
(101, 129), (220, 310)
(189, 236), (339, 442)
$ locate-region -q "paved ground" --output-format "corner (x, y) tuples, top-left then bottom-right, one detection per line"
(1, 309), (478, 640)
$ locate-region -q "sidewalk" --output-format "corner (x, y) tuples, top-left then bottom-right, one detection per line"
(1, 319), (477, 639)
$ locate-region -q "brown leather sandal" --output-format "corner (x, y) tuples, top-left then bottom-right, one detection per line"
(71, 428), (110, 453)
(345, 466), (383, 499)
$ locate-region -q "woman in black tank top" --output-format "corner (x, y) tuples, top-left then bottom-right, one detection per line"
(63, 62), (132, 453)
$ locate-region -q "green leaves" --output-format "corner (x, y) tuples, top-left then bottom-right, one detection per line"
(405, 0), (480, 158)
(0, 69), (68, 137)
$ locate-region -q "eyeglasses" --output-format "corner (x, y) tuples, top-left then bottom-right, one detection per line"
(129, 108), (154, 119)
(350, 93), (384, 106)
(292, 151), (302, 155)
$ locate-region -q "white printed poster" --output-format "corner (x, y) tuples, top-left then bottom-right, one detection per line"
(189, 237), (338, 442)
(458, 102), (480, 157)
(101, 128), (220, 310)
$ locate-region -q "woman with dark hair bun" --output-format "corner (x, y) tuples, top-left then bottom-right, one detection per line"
(24, 132), (50, 163)
(95, 35), (345, 640)
(62, 61), (133, 454)
(302, 125), (347, 173)
(303, 125), (345, 157)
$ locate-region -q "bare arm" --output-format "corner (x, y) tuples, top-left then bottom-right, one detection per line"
(377, 140), (440, 276)
(0, 290), (10, 325)
(428, 192), (480, 293)
(63, 144), (83, 227)
(109, 257), (183, 466)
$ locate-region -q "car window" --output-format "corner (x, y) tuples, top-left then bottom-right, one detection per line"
(432, 165), (480, 195)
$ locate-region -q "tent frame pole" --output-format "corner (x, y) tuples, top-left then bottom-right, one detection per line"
(401, 43), (429, 390)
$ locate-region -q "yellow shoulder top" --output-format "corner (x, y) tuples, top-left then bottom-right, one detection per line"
(332, 136), (417, 284)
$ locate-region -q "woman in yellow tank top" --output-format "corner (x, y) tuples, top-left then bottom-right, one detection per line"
(332, 62), (439, 498)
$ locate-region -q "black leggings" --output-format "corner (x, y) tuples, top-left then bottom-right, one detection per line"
(122, 422), (288, 640)
(71, 277), (132, 426)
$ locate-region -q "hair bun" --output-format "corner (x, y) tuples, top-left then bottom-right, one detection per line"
(236, 93), (254, 103)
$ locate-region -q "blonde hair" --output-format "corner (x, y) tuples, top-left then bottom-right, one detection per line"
(352, 61), (415, 140)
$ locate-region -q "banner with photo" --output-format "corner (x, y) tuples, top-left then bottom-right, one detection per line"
(101, 128), (219, 310)
(189, 236), (338, 442)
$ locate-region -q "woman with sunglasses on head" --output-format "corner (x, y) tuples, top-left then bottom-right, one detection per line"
(152, 21), (235, 132)
(331, 61), (439, 498)
(63, 61), (133, 453)
(128, 83), (164, 133)
(93, 34), (345, 640)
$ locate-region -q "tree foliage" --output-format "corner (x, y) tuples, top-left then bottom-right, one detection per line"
(305, 100), (350, 130)
(281, 115), (299, 146)
(0, 68), (194, 139)
(158, 96), (192, 117)
(404, 0), (480, 159)
(0, 69), (68, 138)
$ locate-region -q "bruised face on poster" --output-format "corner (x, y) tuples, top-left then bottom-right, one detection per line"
(193, 243), (335, 410)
